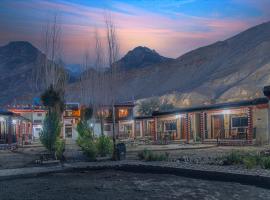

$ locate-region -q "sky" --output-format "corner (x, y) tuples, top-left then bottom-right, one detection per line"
(0, 0), (270, 64)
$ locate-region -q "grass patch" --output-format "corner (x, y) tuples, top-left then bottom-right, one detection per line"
(220, 150), (270, 169)
(138, 149), (169, 161)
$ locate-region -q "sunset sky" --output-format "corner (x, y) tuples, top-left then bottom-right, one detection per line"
(1, 0), (270, 64)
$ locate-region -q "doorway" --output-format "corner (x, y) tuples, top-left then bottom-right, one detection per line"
(211, 115), (224, 139)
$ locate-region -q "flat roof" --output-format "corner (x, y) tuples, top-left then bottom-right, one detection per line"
(152, 97), (269, 116)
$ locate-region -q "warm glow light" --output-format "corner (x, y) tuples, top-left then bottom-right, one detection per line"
(118, 109), (128, 118)
(222, 110), (231, 115)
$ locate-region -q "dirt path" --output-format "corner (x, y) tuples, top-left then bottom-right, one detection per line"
(0, 170), (270, 200)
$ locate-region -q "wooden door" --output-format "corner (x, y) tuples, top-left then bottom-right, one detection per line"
(211, 115), (224, 139)
(148, 121), (155, 139)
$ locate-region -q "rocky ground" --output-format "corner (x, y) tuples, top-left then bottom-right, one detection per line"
(0, 146), (45, 169)
(0, 144), (269, 169)
(0, 169), (269, 200)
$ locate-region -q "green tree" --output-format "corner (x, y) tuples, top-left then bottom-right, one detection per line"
(76, 120), (97, 161)
(39, 112), (61, 153)
(40, 85), (65, 159)
(41, 85), (65, 115)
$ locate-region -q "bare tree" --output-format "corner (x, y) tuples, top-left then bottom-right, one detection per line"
(33, 13), (67, 98)
(105, 13), (120, 158)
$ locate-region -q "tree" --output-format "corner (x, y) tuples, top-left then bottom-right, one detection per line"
(137, 98), (175, 116)
(39, 112), (61, 153)
(41, 85), (64, 115)
(105, 14), (120, 159)
(36, 13), (66, 159)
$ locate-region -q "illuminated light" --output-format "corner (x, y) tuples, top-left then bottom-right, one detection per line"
(175, 114), (183, 119)
(90, 123), (93, 127)
(12, 119), (17, 124)
(222, 110), (231, 115)
(118, 109), (128, 118)
(0, 117), (5, 121)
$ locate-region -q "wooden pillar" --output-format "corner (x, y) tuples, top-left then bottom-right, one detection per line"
(200, 112), (204, 142)
(185, 113), (190, 143)
(7, 116), (12, 144)
(154, 117), (157, 141)
(247, 107), (253, 144)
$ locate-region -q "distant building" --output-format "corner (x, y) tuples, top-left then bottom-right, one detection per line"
(0, 110), (32, 145)
(93, 102), (135, 138)
(62, 103), (80, 142)
(8, 105), (46, 140)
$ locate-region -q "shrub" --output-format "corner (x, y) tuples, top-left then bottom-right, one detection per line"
(39, 112), (61, 153)
(96, 135), (113, 157)
(55, 138), (65, 161)
(138, 149), (169, 161)
(80, 140), (97, 161)
(243, 156), (257, 169)
(260, 157), (270, 169)
(77, 120), (97, 161)
(222, 151), (243, 165)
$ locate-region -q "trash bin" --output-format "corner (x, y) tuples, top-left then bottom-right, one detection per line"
(116, 143), (126, 160)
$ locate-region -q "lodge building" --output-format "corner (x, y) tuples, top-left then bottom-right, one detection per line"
(0, 110), (32, 145)
(113, 98), (270, 145)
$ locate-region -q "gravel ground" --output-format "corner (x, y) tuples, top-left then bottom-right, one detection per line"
(0, 170), (270, 200)
(0, 146), (45, 169)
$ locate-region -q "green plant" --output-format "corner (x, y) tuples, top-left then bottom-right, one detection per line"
(243, 156), (257, 169)
(260, 157), (270, 169)
(41, 85), (64, 115)
(80, 140), (97, 161)
(39, 112), (61, 153)
(76, 120), (97, 161)
(96, 135), (113, 157)
(222, 151), (243, 165)
(138, 149), (169, 161)
(55, 137), (65, 160)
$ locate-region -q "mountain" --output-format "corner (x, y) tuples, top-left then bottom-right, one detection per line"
(64, 64), (84, 80)
(2, 21), (270, 108)
(0, 41), (68, 105)
(72, 21), (270, 107)
(0, 41), (41, 104)
(115, 46), (173, 70)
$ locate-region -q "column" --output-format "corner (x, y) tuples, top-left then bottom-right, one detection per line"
(247, 107), (253, 144)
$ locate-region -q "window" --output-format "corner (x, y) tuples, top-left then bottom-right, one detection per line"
(118, 109), (129, 118)
(164, 121), (177, 131)
(104, 124), (111, 131)
(33, 120), (42, 124)
(231, 117), (248, 128)
(37, 113), (42, 117)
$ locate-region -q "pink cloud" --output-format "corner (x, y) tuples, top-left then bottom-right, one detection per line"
(1, 0), (268, 63)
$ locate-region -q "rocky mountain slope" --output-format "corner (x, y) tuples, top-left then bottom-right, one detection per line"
(0, 41), (39, 104)
(0, 41), (68, 105)
(108, 21), (270, 107)
(1, 21), (270, 108)
(115, 46), (173, 70)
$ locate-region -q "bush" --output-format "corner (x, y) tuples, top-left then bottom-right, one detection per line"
(260, 157), (270, 169)
(138, 149), (169, 161)
(96, 135), (113, 157)
(80, 140), (97, 161)
(39, 112), (61, 153)
(243, 156), (257, 169)
(77, 120), (97, 161)
(222, 151), (243, 165)
(55, 138), (65, 161)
